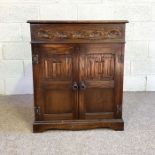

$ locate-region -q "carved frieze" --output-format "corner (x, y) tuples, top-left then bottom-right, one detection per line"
(37, 27), (122, 40)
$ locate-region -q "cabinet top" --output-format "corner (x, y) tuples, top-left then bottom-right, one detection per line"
(27, 20), (129, 24)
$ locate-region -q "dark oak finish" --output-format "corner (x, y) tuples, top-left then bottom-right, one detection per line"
(33, 119), (124, 133)
(27, 20), (128, 24)
(30, 23), (125, 43)
(28, 20), (128, 133)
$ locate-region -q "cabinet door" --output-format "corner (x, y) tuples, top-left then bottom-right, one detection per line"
(32, 44), (78, 121)
(78, 44), (123, 119)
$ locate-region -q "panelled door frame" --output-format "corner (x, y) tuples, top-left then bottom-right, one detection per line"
(32, 43), (124, 121)
(32, 44), (79, 121)
(78, 43), (124, 120)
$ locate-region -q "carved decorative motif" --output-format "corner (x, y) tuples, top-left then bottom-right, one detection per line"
(37, 27), (122, 40)
(80, 53), (114, 80)
(43, 55), (72, 80)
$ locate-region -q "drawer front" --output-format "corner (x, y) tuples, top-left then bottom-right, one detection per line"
(30, 24), (125, 43)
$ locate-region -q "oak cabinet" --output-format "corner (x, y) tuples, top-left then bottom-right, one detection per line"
(27, 20), (128, 132)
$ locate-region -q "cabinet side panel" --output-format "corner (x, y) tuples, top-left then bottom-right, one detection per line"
(114, 44), (124, 118)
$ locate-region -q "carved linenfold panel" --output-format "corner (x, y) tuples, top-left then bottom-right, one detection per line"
(36, 27), (122, 41)
(80, 53), (114, 80)
(43, 55), (72, 80)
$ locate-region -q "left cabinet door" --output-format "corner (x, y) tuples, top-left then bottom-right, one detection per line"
(32, 44), (78, 121)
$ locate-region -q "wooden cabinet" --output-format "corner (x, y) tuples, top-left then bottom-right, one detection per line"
(27, 20), (128, 132)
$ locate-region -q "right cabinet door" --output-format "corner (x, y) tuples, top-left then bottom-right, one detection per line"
(78, 44), (123, 119)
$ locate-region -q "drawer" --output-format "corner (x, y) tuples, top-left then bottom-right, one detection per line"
(30, 24), (125, 43)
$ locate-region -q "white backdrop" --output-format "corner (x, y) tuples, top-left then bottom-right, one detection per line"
(0, 0), (155, 94)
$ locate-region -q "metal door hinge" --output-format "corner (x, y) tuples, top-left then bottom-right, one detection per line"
(119, 54), (124, 63)
(117, 104), (122, 114)
(34, 106), (40, 115)
(32, 54), (39, 64)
